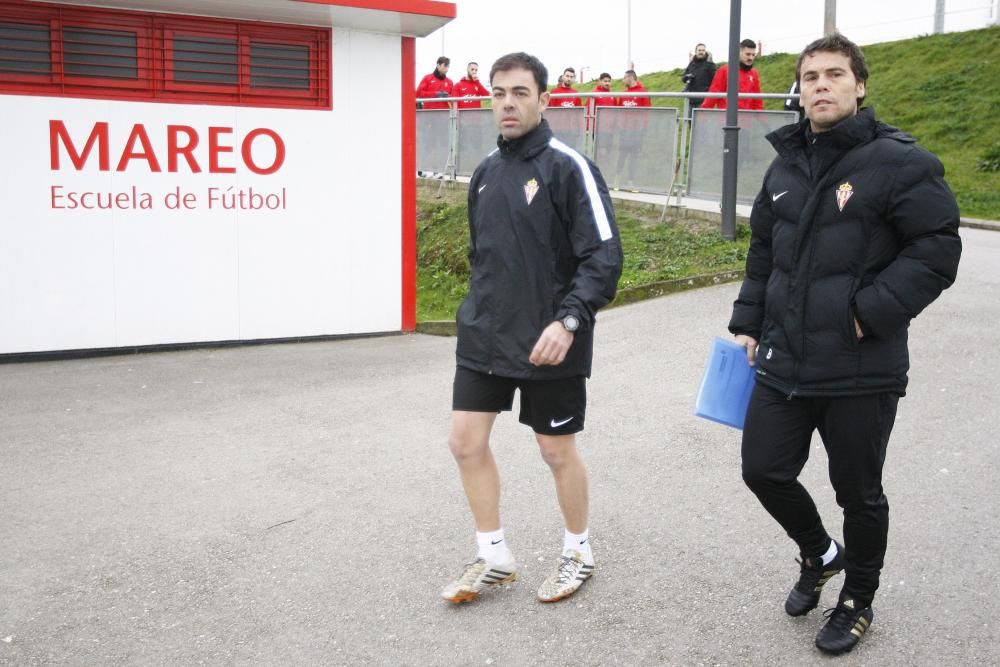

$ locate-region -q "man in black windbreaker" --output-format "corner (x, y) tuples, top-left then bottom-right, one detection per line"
(681, 43), (716, 110)
(440, 52), (623, 606)
(729, 33), (962, 655)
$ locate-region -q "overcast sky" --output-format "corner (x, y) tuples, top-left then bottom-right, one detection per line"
(416, 0), (996, 86)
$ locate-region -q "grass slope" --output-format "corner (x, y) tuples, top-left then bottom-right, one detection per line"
(417, 28), (998, 321)
(416, 183), (749, 321)
(634, 26), (1000, 218)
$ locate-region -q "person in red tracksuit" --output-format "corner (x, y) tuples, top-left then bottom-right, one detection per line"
(614, 70), (651, 189)
(416, 56), (454, 110)
(591, 72), (617, 164)
(454, 61), (490, 109)
(591, 73), (617, 109)
(549, 67), (583, 107)
(702, 38), (764, 110)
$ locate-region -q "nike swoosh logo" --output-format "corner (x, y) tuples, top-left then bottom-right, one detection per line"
(478, 184), (487, 193)
(550, 417), (574, 428)
(490, 538), (503, 545)
(772, 190), (789, 202)
(579, 538), (587, 545)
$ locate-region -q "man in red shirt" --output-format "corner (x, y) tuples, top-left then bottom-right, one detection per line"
(591, 72), (617, 162)
(618, 70), (651, 109)
(453, 61), (490, 109)
(416, 56), (454, 110)
(549, 67), (583, 107)
(702, 39), (763, 110)
(614, 70), (651, 190)
(591, 73), (616, 108)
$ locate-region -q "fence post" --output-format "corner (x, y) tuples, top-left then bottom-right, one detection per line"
(720, 0), (743, 241)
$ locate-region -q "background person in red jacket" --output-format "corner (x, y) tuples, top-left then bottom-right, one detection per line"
(549, 67), (582, 107)
(702, 39), (763, 110)
(416, 56), (454, 110)
(454, 61), (490, 109)
(614, 70), (651, 189)
(591, 73), (616, 109)
(591, 72), (617, 163)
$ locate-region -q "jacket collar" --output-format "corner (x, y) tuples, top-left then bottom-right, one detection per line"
(497, 118), (553, 159)
(767, 107), (910, 159)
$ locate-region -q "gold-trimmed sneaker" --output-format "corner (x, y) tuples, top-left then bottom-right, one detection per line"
(440, 556), (517, 604)
(785, 540), (845, 616)
(815, 597), (874, 655)
(536, 551), (594, 603)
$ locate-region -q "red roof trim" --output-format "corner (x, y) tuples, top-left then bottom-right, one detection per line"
(293, 0), (455, 19)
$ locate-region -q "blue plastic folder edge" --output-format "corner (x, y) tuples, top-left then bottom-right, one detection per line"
(693, 337), (757, 430)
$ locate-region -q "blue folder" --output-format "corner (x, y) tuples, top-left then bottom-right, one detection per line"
(694, 337), (757, 429)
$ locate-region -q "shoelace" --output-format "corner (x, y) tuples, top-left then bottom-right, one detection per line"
(794, 557), (824, 591)
(821, 605), (856, 632)
(457, 558), (486, 587)
(554, 555), (583, 583)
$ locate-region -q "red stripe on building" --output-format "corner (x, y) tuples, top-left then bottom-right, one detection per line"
(400, 35), (416, 331)
(294, 0), (456, 18)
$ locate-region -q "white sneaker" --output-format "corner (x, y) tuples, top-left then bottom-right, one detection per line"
(440, 556), (517, 604)
(537, 550), (594, 602)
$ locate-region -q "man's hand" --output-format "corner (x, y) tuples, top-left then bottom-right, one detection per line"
(529, 321), (574, 366)
(854, 317), (865, 340)
(734, 334), (758, 366)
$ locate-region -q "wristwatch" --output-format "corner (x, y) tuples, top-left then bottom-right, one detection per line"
(561, 314), (580, 332)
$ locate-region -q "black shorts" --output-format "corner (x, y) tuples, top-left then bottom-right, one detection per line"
(452, 366), (587, 435)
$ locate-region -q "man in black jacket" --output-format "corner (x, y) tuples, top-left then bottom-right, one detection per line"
(681, 43), (716, 110)
(440, 52), (622, 606)
(729, 33), (961, 655)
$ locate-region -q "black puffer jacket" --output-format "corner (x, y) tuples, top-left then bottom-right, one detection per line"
(681, 57), (717, 107)
(457, 119), (623, 380)
(729, 108), (962, 397)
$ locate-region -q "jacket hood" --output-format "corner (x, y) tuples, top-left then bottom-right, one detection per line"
(497, 118), (553, 160)
(767, 107), (914, 158)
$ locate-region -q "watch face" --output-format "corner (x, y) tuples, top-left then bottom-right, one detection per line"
(564, 315), (579, 332)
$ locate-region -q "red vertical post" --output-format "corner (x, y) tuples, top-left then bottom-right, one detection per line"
(400, 36), (417, 331)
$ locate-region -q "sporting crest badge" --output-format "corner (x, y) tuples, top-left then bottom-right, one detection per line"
(524, 178), (539, 205)
(836, 181), (854, 212)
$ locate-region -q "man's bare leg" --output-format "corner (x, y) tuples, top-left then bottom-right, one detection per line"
(441, 410), (517, 604)
(536, 433), (588, 533)
(448, 410), (501, 531)
(535, 432), (594, 602)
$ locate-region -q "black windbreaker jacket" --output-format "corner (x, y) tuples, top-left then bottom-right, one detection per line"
(729, 108), (962, 397)
(456, 119), (623, 380)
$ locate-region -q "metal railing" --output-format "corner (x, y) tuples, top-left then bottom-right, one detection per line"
(417, 91), (799, 209)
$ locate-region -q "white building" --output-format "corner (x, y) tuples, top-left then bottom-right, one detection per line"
(0, 0), (455, 356)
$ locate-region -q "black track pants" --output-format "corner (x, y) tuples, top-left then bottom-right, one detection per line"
(741, 383), (899, 606)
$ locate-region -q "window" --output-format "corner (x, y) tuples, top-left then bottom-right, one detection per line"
(63, 28), (139, 80)
(251, 42), (311, 90)
(0, 21), (50, 75)
(0, 1), (331, 109)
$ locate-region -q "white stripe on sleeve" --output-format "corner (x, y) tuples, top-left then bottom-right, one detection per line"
(548, 137), (614, 241)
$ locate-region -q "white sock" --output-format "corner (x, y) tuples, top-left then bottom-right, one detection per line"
(821, 539), (839, 565)
(563, 528), (594, 565)
(476, 528), (512, 564)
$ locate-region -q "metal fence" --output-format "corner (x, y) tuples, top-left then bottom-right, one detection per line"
(686, 108), (798, 204)
(593, 107), (678, 195)
(417, 92), (798, 205)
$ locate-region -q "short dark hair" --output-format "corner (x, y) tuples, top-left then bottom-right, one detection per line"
(599, 72), (611, 80)
(563, 67), (575, 75)
(436, 56), (450, 66)
(740, 39), (756, 50)
(467, 61), (478, 67)
(624, 69), (637, 78)
(490, 52), (548, 93)
(695, 43), (706, 49)
(795, 32), (869, 104)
